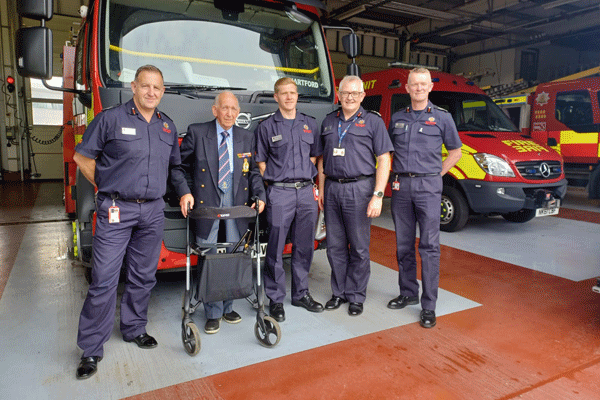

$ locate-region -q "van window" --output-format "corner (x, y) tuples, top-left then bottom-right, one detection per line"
(363, 95), (382, 113)
(555, 90), (595, 133)
(391, 92), (518, 132)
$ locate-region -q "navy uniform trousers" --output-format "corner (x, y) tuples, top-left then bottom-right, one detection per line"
(264, 184), (317, 303)
(77, 195), (164, 358)
(195, 184), (240, 319)
(324, 177), (374, 303)
(391, 174), (442, 311)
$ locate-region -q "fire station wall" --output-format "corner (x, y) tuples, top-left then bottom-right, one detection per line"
(450, 48), (517, 89)
(537, 45), (600, 83)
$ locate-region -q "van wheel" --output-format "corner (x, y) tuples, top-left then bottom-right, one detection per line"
(440, 187), (469, 232)
(501, 209), (536, 223)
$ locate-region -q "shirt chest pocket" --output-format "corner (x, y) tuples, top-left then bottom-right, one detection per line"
(109, 129), (143, 158)
(157, 129), (174, 159)
(346, 125), (370, 148)
(299, 132), (314, 156)
(269, 133), (287, 156)
(391, 126), (408, 147)
(416, 124), (443, 149)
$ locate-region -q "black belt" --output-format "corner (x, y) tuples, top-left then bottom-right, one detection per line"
(396, 172), (439, 177)
(326, 174), (373, 184)
(99, 192), (153, 203)
(270, 180), (312, 189)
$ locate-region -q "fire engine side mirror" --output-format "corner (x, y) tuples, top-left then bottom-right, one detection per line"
(17, 0), (53, 20)
(15, 27), (53, 79)
(342, 33), (360, 58)
(15, 0), (53, 79)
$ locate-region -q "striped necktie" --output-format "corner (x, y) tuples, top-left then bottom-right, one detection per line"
(218, 131), (232, 193)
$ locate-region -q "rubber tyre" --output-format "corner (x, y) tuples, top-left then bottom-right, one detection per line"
(501, 208), (536, 223)
(440, 186), (469, 232)
(254, 316), (281, 348)
(182, 322), (201, 356)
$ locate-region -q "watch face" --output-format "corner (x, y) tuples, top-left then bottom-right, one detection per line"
(374, 191), (383, 198)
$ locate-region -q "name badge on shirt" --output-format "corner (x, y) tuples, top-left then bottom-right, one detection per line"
(121, 127), (136, 135)
(395, 122), (405, 129)
(271, 134), (283, 143)
(333, 147), (345, 157)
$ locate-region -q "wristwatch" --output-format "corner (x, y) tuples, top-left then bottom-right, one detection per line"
(373, 190), (384, 198)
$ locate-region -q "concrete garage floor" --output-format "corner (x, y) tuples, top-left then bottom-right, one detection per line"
(0, 181), (599, 400)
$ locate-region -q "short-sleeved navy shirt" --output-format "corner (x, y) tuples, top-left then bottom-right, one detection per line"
(320, 106), (393, 179)
(388, 101), (462, 174)
(75, 99), (180, 199)
(255, 109), (322, 182)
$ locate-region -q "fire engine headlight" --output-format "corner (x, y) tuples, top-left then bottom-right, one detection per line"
(473, 153), (515, 177)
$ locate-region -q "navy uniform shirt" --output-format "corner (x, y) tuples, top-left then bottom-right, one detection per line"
(75, 99), (180, 199)
(255, 109), (322, 182)
(320, 106), (393, 178)
(388, 101), (462, 174)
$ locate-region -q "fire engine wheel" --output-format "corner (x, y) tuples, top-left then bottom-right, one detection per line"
(182, 322), (201, 356)
(440, 187), (469, 232)
(254, 316), (281, 348)
(501, 209), (536, 223)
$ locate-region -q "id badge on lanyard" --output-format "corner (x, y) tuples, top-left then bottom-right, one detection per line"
(108, 199), (120, 223)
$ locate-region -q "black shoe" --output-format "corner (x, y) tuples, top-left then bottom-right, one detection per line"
(124, 333), (158, 349)
(325, 295), (347, 310)
(387, 295), (419, 310)
(76, 356), (102, 380)
(292, 293), (324, 313)
(348, 302), (363, 316)
(222, 311), (242, 324)
(204, 318), (221, 334)
(270, 303), (285, 322)
(420, 309), (436, 328)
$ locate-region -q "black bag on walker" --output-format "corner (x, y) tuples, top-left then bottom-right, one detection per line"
(197, 252), (253, 303)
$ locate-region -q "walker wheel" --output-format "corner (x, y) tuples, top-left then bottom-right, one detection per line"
(182, 322), (201, 356)
(254, 316), (281, 348)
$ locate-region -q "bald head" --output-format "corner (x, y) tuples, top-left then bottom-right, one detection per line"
(212, 91), (240, 130)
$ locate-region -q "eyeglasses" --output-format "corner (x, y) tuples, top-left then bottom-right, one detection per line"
(339, 91), (364, 98)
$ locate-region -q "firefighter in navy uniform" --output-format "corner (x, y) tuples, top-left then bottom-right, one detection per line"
(73, 65), (181, 379)
(255, 77), (323, 323)
(317, 75), (393, 316)
(386, 67), (462, 328)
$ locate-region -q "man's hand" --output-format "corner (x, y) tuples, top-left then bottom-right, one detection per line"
(251, 199), (265, 214)
(366, 196), (383, 218)
(179, 193), (194, 217)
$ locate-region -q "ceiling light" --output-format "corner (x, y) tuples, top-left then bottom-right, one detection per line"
(439, 24), (472, 36)
(381, 2), (460, 21)
(542, 0), (581, 10)
(336, 5), (367, 21)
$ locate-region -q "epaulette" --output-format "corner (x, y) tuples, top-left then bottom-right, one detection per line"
(101, 104), (120, 112)
(326, 107), (341, 116)
(433, 105), (449, 113)
(298, 112), (316, 120)
(367, 110), (382, 117)
(157, 110), (174, 121)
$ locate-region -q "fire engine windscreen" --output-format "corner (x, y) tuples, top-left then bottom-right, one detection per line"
(390, 92), (519, 133)
(102, 0), (333, 100)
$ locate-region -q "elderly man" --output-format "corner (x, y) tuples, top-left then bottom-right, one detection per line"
(74, 65), (180, 379)
(386, 67), (462, 328)
(171, 91), (265, 334)
(318, 75), (393, 316)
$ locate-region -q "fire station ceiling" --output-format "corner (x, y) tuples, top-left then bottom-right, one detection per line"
(51, 0), (600, 58)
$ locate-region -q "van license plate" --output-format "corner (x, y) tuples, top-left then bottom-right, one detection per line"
(535, 204), (559, 217)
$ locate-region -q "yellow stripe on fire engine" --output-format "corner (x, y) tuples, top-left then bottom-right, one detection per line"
(442, 144), (484, 180)
(560, 130), (598, 145)
(109, 45), (320, 75)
